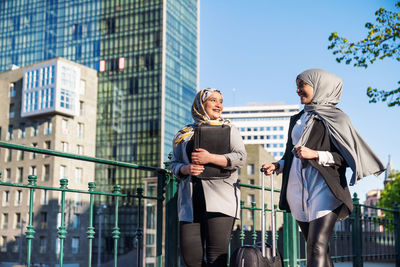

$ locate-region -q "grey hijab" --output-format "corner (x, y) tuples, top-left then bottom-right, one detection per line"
(296, 68), (385, 185)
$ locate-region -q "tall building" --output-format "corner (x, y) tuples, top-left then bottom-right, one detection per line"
(222, 103), (299, 159)
(0, 0), (199, 264)
(0, 0), (199, 186)
(0, 58), (98, 266)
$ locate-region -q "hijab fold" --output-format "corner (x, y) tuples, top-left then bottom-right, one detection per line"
(296, 69), (385, 185)
(173, 88), (230, 147)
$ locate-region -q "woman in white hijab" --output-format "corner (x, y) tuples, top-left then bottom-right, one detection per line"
(262, 69), (385, 267)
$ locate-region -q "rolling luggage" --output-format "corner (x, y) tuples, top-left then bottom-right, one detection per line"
(230, 169), (283, 267)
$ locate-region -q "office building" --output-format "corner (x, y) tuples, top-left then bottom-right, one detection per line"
(0, 58), (98, 266)
(0, 0), (199, 186)
(222, 103), (299, 160)
(0, 0), (198, 264)
(236, 144), (283, 231)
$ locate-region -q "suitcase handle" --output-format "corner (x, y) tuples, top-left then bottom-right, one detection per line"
(259, 168), (276, 258)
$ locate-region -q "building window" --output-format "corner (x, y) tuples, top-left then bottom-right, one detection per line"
(279, 135), (284, 139)
(5, 168), (11, 182)
(20, 123), (26, 138)
(280, 144), (284, 148)
(13, 236), (19, 253)
(240, 128), (245, 132)
(43, 165), (50, 181)
(260, 136), (264, 140)
(9, 104), (15, 118)
(7, 125), (13, 140)
(1, 236), (7, 252)
(77, 145), (83, 155)
(241, 136), (245, 140)
(279, 126), (284, 131)
(31, 143), (37, 159)
(267, 135), (271, 140)
(15, 190), (22, 205)
(249, 179), (255, 185)
(72, 214), (80, 229)
(247, 164), (255, 175)
(246, 136), (251, 140)
(18, 151), (24, 161)
(30, 166), (37, 175)
(15, 213), (21, 229)
(77, 123), (84, 138)
(266, 127), (271, 131)
(61, 142), (68, 152)
(60, 165), (67, 179)
(39, 236), (47, 254)
(32, 122), (38, 137)
(6, 149), (12, 162)
(273, 127), (277, 131)
(79, 101), (84, 116)
(41, 190), (48, 205)
(3, 191), (10, 206)
(17, 167), (23, 183)
(62, 119), (68, 135)
(260, 127), (265, 131)
(254, 136), (258, 140)
(40, 212), (47, 229)
(75, 168), (82, 184)
(273, 135), (277, 139)
(2, 213), (9, 229)
(247, 128), (251, 131)
(45, 120), (52, 135)
(248, 194), (255, 204)
(72, 237), (79, 254)
(10, 83), (16, 97)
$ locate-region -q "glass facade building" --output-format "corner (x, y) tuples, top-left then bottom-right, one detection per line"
(0, 0), (198, 263)
(0, 0), (198, 185)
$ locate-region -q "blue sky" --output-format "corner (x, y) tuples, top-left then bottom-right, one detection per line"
(199, 0), (399, 202)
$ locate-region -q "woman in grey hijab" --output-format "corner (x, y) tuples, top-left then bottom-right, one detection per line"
(262, 69), (385, 267)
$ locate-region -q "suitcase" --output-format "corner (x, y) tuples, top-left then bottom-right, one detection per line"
(230, 169), (283, 267)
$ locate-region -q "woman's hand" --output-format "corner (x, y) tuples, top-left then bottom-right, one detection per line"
(191, 148), (212, 165)
(294, 146), (319, 159)
(180, 164), (205, 176)
(261, 163), (276, 175)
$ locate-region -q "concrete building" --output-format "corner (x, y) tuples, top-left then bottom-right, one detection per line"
(236, 144), (283, 232)
(0, 58), (97, 267)
(222, 103), (299, 160)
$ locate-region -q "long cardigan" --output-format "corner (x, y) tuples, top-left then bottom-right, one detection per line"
(170, 125), (247, 222)
(279, 111), (352, 220)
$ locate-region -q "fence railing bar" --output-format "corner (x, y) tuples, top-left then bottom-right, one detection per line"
(0, 141), (165, 172)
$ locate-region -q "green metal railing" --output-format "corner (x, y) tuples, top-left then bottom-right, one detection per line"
(0, 141), (170, 267)
(0, 141), (399, 267)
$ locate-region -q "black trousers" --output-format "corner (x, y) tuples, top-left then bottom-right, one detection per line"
(180, 178), (235, 267)
(297, 206), (341, 267)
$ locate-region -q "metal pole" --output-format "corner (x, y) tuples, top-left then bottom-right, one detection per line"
(19, 219), (25, 264)
(97, 206), (103, 267)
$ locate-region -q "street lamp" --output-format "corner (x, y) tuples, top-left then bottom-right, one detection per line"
(97, 204), (107, 267)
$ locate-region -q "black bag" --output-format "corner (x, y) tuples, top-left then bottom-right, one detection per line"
(193, 124), (231, 179)
(230, 171), (283, 267)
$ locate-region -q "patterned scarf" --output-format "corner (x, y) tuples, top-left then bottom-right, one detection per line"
(173, 88), (230, 147)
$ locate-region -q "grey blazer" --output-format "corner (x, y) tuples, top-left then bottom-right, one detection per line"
(170, 125), (247, 222)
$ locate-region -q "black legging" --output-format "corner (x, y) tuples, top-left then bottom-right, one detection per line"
(297, 208), (340, 267)
(180, 178), (235, 267)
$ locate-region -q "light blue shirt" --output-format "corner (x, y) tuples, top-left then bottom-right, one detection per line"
(278, 112), (342, 222)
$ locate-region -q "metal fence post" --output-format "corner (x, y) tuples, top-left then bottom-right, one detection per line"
(26, 175), (37, 267)
(156, 171), (166, 267)
(283, 212), (299, 267)
(394, 202), (400, 267)
(165, 171), (179, 267)
(352, 193), (363, 267)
